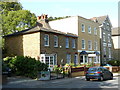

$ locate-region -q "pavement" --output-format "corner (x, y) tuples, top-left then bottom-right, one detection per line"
(2, 72), (120, 88)
(113, 72), (120, 76)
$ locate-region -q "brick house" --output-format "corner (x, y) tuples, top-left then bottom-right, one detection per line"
(49, 16), (100, 66)
(4, 15), (78, 70)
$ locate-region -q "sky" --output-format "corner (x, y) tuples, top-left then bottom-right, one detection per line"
(20, 0), (119, 27)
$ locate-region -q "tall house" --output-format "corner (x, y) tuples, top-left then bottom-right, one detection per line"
(49, 16), (100, 66)
(91, 15), (113, 65)
(112, 27), (120, 60)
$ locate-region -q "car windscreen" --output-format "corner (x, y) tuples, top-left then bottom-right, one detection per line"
(88, 68), (98, 71)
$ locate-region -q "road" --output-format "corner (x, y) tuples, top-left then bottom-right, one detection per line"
(2, 76), (119, 89)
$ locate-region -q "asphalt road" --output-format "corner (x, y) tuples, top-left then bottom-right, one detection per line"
(2, 75), (119, 89)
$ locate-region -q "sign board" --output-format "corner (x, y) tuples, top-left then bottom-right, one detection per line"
(88, 54), (96, 57)
(37, 71), (50, 80)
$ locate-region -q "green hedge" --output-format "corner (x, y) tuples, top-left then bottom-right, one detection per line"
(108, 60), (120, 66)
(3, 56), (48, 78)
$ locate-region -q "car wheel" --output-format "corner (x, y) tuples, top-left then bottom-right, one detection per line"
(86, 78), (90, 81)
(98, 76), (104, 81)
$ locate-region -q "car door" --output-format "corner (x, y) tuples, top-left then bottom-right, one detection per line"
(103, 68), (111, 79)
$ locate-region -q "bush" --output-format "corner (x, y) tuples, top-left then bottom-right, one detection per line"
(108, 60), (120, 66)
(3, 56), (48, 78)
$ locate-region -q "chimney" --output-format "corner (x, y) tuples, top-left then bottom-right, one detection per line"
(37, 14), (51, 29)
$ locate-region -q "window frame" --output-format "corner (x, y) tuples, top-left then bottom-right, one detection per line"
(66, 37), (69, 48)
(54, 35), (58, 47)
(72, 38), (76, 48)
(88, 26), (91, 34)
(82, 39), (85, 49)
(94, 27), (97, 35)
(66, 54), (71, 64)
(88, 40), (92, 50)
(44, 34), (49, 46)
(82, 24), (85, 32)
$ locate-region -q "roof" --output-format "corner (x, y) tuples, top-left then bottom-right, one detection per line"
(3, 24), (78, 38)
(112, 27), (120, 36)
(90, 15), (107, 24)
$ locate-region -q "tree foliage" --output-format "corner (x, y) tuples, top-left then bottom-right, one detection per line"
(108, 60), (120, 66)
(1, 1), (36, 36)
(48, 16), (71, 21)
(2, 10), (36, 35)
(0, 1), (22, 12)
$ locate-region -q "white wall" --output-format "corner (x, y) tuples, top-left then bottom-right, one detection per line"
(49, 16), (78, 35)
(112, 36), (120, 49)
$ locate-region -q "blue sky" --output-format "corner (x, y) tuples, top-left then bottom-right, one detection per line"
(20, 0), (119, 27)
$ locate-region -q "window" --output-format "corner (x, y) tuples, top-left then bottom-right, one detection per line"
(88, 40), (92, 50)
(88, 26), (91, 34)
(109, 48), (111, 58)
(94, 41), (97, 50)
(82, 39), (85, 49)
(74, 54), (78, 65)
(94, 57), (97, 63)
(80, 56), (83, 63)
(103, 35), (106, 41)
(66, 54), (71, 64)
(108, 34), (110, 42)
(44, 34), (49, 46)
(82, 24), (85, 32)
(103, 47), (106, 55)
(54, 35), (58, 47)
(85, 56), (88, 63)
(66, 37), (69, 48)
(54, 54), (57, 65)
(72, 39), (76, 48)
(94, 27), (97, 35)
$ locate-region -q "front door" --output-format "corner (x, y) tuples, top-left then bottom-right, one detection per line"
(45, 56), (54, 71)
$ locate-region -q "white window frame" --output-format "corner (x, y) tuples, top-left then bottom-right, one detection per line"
(88, 26), (91, 34)
(54, 35), (58, 47)
(94, 41), (97, 50)
(88, 40), (92, 50)
(72, 38), (76, 48)
(82, 24), (85, 32)
(66, 54), (71, 64)
(44, 34), (49, 46)
(94, 27), (97, 35)
(103, 47), (106, 55)
(103, 35), (106, 41)
(82, 39), (85, 49)
(66, 37), (69, 48)
(74, 54), (78, 65)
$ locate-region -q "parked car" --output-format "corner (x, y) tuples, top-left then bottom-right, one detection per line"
(85, 66), (113, 81)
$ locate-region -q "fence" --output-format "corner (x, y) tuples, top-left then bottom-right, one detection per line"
(70, 66), (120, 77)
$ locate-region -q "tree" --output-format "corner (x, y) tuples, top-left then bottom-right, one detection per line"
(0, 1), (36, 36)
(2, 10), (36, 35)
(48, 16), (71, 21)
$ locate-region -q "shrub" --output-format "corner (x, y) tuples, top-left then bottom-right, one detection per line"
(108, 60), (120, 66)
(3, 56), (48, 78)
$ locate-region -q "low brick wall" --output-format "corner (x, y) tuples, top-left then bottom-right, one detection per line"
(70, 67), (89, 77)
(103, 66), (120, 72)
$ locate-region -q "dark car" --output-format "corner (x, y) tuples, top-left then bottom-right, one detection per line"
(85, 67), (113, 81)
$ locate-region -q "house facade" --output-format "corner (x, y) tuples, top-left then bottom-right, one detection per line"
(4, 15), (78, 70)
(112, 27), (120, 60)
(91, 15), (113, 65)
(49, 16), (100, 66)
